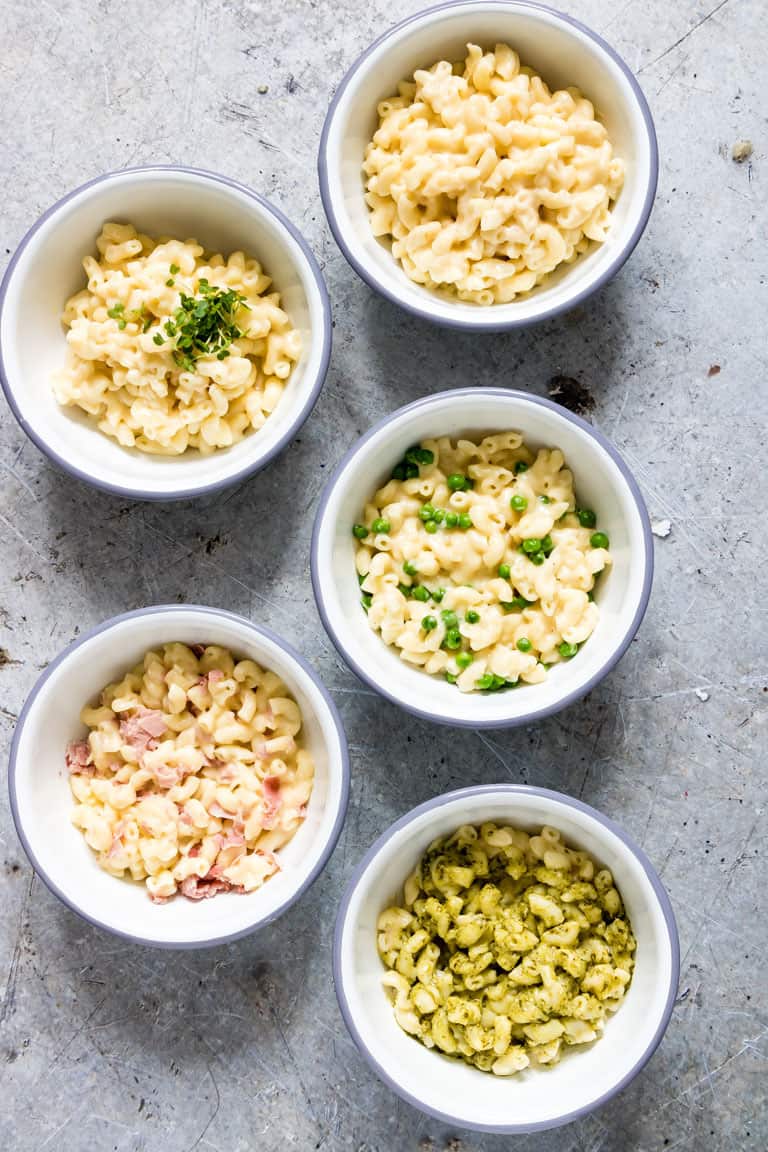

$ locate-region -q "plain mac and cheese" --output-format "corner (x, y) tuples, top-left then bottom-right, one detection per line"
(353, 434), (611, 693)
(378, 822), (636, 1075)
(364, 43), (624, 304)
(53, 223), (302, 454)
(66, 643), (314, 902)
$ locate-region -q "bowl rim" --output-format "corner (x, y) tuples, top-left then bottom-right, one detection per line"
(8, 603), (351, 949)
(333, 782), (680, 1133)
(0, 164), (333, 501)
(310, 386), (654, 728)
(318, 0), (659, 332)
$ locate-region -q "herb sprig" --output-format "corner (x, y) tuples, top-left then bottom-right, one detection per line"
(152, 279), (249, 371)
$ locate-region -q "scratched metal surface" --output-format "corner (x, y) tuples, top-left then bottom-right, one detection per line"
(0, 1), (765, 1149)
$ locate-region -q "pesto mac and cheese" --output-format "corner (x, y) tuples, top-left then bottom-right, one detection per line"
(53, 223), (301, 454)
(353, 434), (611, 692)
(378, 823), (635, 1075)
(66, 643), (314, 902)
(364, 43), (624, 304)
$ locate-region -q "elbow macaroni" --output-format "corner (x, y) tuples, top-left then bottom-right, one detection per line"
(67, 643), (314, 901)
(52, 223), (302, 454)
(378, 823), (635, 1075)
(364, 43), (624, 304)
(354, 434), (611, 693)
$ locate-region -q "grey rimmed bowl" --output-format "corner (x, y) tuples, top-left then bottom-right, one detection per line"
(311, 387), (653, 728)
(334, 784), (679, 1133)
(319, 0), (658, 330)
(9, 605), (349, 948)
(0, 166), (332, 500)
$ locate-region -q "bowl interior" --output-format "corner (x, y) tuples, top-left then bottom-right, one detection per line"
(314, 391), (649, 726)
(337, 789), (677, 1131)
(12, 609), (346, 946)
(1, 169), (328, 496)
(322, 1), (654, 326)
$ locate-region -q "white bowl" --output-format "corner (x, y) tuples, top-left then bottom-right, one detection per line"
(0, 166), (332, 500)
(311, 388), (652, 728)
(335, 785), (679, 1133)
(9, 605), (349, 948)
(319, 0), (658, 330)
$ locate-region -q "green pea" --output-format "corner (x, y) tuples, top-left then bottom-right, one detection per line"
(397, 583), (411, 598)
(578, 508), (597, 528)
(476, 673), (494, 690)
(443, 629), (462, 650)
(404, 462), (419, 480)
(514, 461), (529, 474)
(441, 610), (458, 628)
(510, 494), (528, 512)
(357, 573), (366, 586)
(522, 538), (542, 554)
(406, 446), (433, 465)
(425, 520), (439, 534)
(411, 585), (429, 602)
(431, 588), (445, 603)
(558, 641), (579, 659)
(458, 513), (472, 530)
(465, 609), (480, 624)
(500, 597), (529, 613)
(590, 531), (610, 549)
(392, 463), (406, 481)
(352, 523), (369, 540)
(529, 552), (545, 565)
(498, 563), (511, 579)
(432, 508), (445, 523)
(445, 671), (458, 684)
(422, 615), (437, 632)
(540, 535), (554, 555)
(539, 494), (551, 503)
(403, 560), (418, 577)
(456, 651), (473, 670)
(447, 473), (468, 491)
(361, 593), (372, 611)
(445, 511), (459, 527)
(516, 637), (532, 653)
(419, 504), (435, 522)
(371, 518), (390, 534)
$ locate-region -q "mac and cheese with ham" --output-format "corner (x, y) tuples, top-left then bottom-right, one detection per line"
(66, 643), (314, 902)
(53, 223), (301, 454)
(378, 822), (635, 1075)
(353, 434), (611, 693)
(364, 43), (624, 304)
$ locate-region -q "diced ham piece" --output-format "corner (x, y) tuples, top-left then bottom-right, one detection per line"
(188, 843), (202, 858)
(152, 763), (186, 790)
(262, 776), (282, 829)
(208, 801), (238, 821)
(179, 875), (243, 901)
(120, 707), (167, 753)
(190, 644), (206, 657)
(220, 828), (245, 848)
(65, 739), (93, 775)
(256, 848), (282, 872)
(207, 669), (225, 687)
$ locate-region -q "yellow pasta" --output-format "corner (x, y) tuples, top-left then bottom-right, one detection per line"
(66, 644), (314, 902)
(378, 823), (635, 1075)
(53, 223), (302, 454)
(354, 434), (611, 693)
(364, 44), (624, 304)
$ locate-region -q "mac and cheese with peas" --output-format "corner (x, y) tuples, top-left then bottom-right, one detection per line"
(52, 223), (301, 454)
(378, 822), (635, 1075)
(353, 434), (611, 693)
(66, 643), (314, 903)
(364, 43), (624, 305)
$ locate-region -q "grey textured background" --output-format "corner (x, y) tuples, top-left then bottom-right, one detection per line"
(1, 1), (766, 1149)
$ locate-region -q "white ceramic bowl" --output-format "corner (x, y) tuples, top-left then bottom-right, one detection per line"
(0, 166), (332, 500)
(319, 0), (658, 330)
(311, 388), (652, 728)
(9, 605), (349, 948)
(335, 785), (679, 1133)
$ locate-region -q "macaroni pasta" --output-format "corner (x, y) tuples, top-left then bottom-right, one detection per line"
(353, 434), (611, 693)
(364, 43), (624, 304)
(378, 822), (635, 1075)
(53, 223), (302, 454)
(66, 643), (314, 902)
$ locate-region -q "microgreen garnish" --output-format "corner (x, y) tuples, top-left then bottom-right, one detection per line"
(152, 283), (249, 371)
